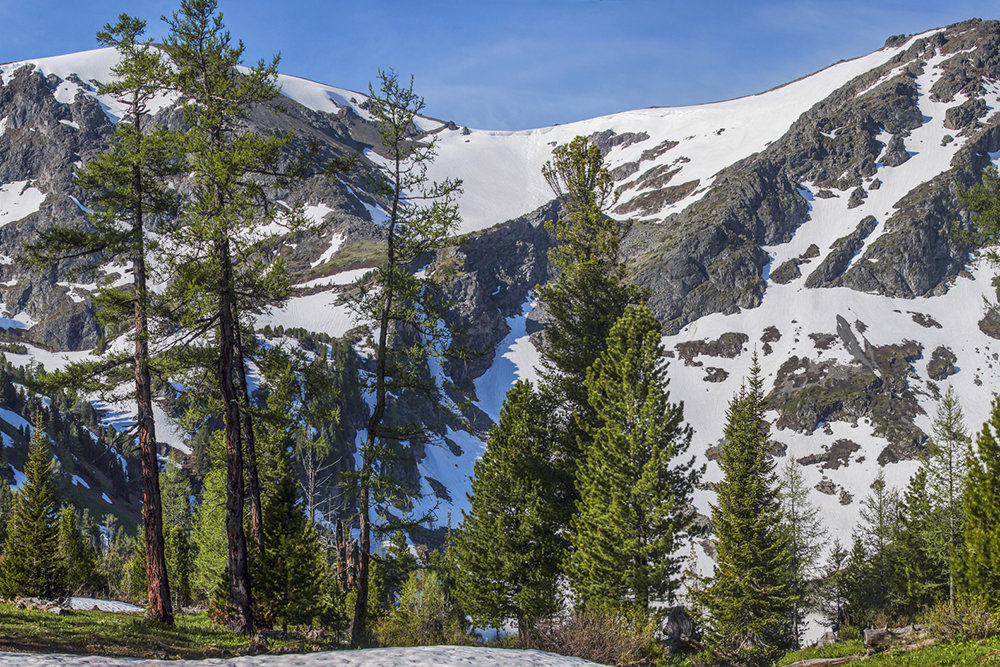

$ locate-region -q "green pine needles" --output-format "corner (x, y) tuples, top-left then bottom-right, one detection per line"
(0, 417), (64, 599)
(959, 394), (1000, 603)
(453, 380), (564, 635)
(695, 357), (793, 666)
(566, 305), (701, 619)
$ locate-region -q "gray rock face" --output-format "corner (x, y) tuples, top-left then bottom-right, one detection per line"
(805, 216), (878, 288)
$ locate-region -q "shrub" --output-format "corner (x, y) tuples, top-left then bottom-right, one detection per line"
(374, 569), (470, 647)
(838, 624), (861, 641)
(520, 610), (657, 665)
(922, 595), (1000, 642)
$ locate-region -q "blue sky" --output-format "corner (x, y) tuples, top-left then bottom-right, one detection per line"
(1, 1), (998, 129)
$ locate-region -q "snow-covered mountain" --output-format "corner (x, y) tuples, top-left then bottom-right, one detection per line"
(2, 18), (1000, 549)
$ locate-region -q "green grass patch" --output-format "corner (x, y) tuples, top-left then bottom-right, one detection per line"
(778, 639), (863, 664)
(864, 634), (1000, 666)
(0, 603), (340, 659)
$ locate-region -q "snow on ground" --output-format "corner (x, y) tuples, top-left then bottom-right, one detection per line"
(0, 646), (599, 666)
(296, 267), (371, 289)
(257, 291), (361, 338)
(426, 29), (941, 233)
(65, 598), (142, 613)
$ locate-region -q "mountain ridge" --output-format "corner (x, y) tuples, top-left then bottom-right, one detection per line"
(0, 18), (999, 573)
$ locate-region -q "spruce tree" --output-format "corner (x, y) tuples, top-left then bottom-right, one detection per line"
(57, 505), (100, 596)
(255, 432), (326, 632)
(536, 137), (644, 465)
(694, 357), (793, 666)
(566, 305), (700, 619)
(959, 394), (1000, 604)
(165, 524), (192, 610)
(454, 381), (563, 635)
(0, 482), (14, 552)
(778, 458), (826, 648)
(0, 418), (64, 598)
(161, 0), (307, 632)
(923, 386), (969, 605)
(25, 13), (179, 623)
(844, 470), (902, 624)
(191, 437), (228, 602)
(347, 69), (461, 647)
(895, 467), (944, 612)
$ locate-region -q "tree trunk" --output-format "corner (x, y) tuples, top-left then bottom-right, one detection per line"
(232, 312), (264, 549)
(218, 235), (253, 635)
(132, 112), (173, 625)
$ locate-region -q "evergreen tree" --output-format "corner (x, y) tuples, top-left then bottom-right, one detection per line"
(165, 523), (192, 611)
(566, 305), (700, 619)
(25, 13), (180, 623)
(959, 394), (1000, 604)
(844, 470), (902, 625)
(347, 69), (461, 647)
(374, 530), (419, 610)
(0, 482), (14, 552)
(694, 358), (793, 666)
(191, 439), (228, 602)
(923, 386), (969, 605)
(778, 458), (826, 648)
(129, 526), (148, 602)
(161, 0), (307, 632)
(161, 452), (194, 534)
(57, 505), (100, 596)
(255, 443), (327, 632)
(536, 137), (645, 472)
(895, 467), (944, 613)
(454, 381), (564, 635)
(0, 418), (64, 598)
(817, 538), (850, 629)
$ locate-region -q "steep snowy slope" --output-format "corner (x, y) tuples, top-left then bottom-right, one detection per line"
(3, 19), (1000, 561)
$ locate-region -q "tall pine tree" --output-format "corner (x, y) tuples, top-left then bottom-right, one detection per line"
(161, 0), (307, 632)
(347, 69), (461, 647)
(25, 13), (180, 623)
(923, 386), (969, 605)
(0, 418), (64, 599)
(778, 458), (825, 648)
(695, 357), (793, 666)
(959, 394), (1000, 604)
(453, 380), (564, 636)
(566, 305), (700, 619)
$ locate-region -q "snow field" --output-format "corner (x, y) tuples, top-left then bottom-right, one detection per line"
(0, 646), (601, 666)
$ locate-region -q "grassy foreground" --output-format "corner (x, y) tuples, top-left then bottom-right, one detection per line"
(779, 635), (1000, 666)
(0, 603), (339, 659)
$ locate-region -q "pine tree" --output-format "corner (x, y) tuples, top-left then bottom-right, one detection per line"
(161, 0), (307, 632)
(0, 418), (64, 598)
(0, 482), (14, 552)
(694, 357), (793, 666)
(778, 458), (826, 648)
(24, 13), (179, 624)
(165, 524), (192, 611)
(347, 69), (461, 647)
(923, 386), (969, 605)
(453, 381), (564, 635)
(566, 305), (700, 619)
(845, 470), (902, 624)
(536, 136), (645, 467)
(191, 437), (228, 602)
(817, 538), (850, 629)
(895, 467), (944, 613)
(254, 434), (326, 632)
(959, 394), (1000, 604)
(57, 505), (100, 596)
(161, 452), (194, 534)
